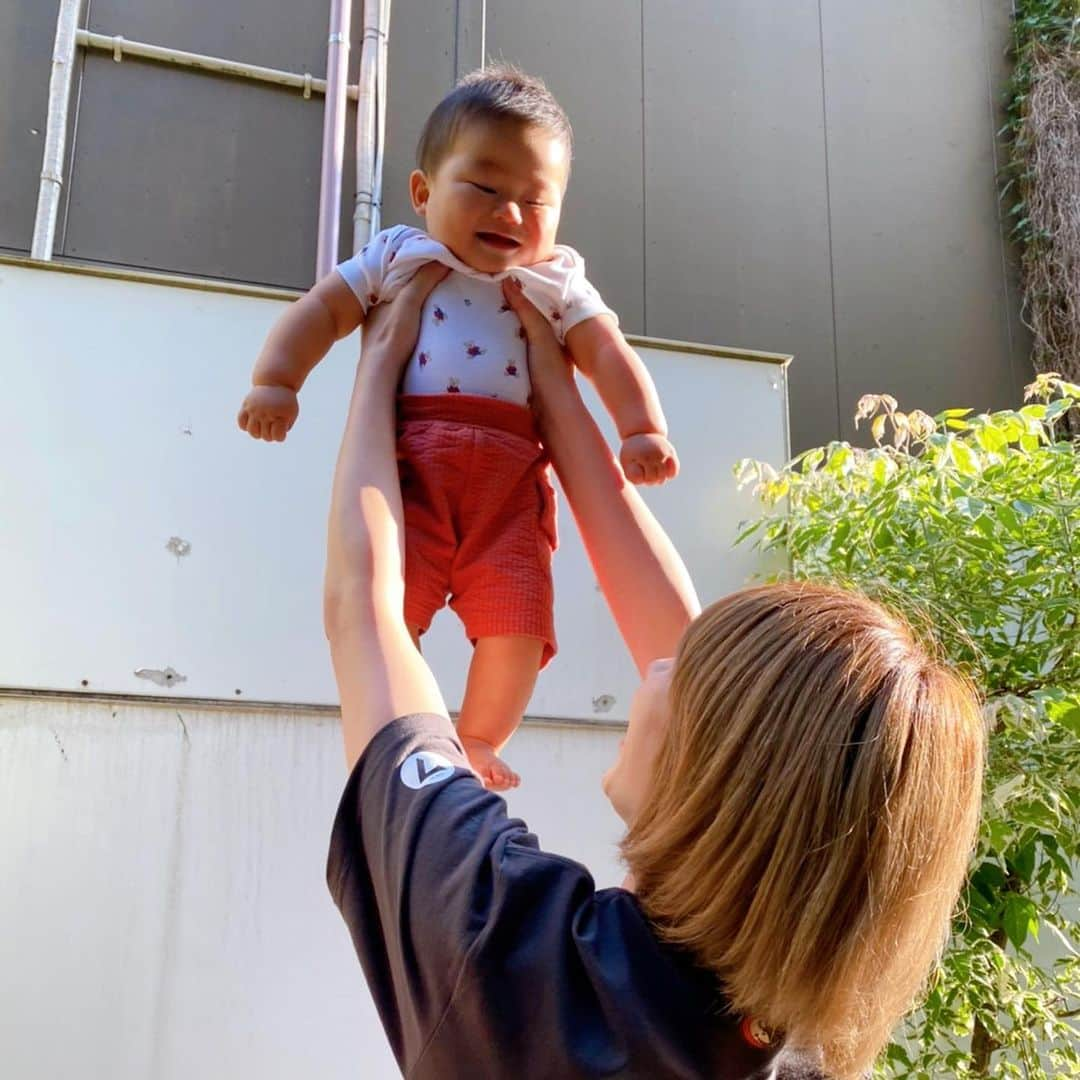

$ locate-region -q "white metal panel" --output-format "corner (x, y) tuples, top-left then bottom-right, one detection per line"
(0, 695), (625, 1080)
(0, 263), (788, 718)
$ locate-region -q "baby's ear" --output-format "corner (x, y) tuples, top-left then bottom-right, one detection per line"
(409, 170), (431, 216)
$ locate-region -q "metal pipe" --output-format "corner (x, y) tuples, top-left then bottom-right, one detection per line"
(315, 0), (353, 279)
(370, 0), (392, 237)
(31, 0), (83, 261)
(353, 0), (389, 251)
(76, 30), (359, 101)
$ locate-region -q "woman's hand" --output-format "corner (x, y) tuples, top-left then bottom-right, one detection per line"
(500, 276), (576, 424)
(361, 262), (450, 383)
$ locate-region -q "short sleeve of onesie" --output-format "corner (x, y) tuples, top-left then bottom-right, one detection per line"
(515, 244), (618, 345)
(334, 225), (422, 317)
(326, 714), (818, 1079)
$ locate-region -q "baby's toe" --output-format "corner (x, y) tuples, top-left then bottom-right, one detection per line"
(486, 758), (520, 792)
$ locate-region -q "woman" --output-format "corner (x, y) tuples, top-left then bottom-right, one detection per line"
(323, 266), (984, 1079)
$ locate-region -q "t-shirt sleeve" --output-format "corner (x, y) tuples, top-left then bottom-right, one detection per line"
(334, 225), (417, 316)
(326, 713), (573, 1073)
(519, 244), (618, 345)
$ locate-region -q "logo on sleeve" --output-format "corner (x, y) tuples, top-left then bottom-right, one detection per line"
(740, 1016), (776, 1049)
(400, 751), (456, 790)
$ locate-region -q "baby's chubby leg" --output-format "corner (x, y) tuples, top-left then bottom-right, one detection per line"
(458, 636), (544, 791)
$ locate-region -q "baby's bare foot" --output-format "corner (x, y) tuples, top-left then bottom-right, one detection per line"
(461, 736), (520, 791)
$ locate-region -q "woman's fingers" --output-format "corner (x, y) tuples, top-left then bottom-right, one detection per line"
(377, 262), (451, 334)
(499, 276), (551, 340)
(363, 262), (450, 374)
(399, 261), (451, 307)
(499, 277), (571, 388)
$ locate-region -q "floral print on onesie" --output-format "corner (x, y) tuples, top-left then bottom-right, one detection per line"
(335, 226), (617, 406)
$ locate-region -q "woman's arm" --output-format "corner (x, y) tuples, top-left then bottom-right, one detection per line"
(502, 279), (700, 675)
(324, 263), (450, 770)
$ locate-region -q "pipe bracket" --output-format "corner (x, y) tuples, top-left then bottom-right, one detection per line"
(112, 35), (124, 63)
(303, 72), (312, 99)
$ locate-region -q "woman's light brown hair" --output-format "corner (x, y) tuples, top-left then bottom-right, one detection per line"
(622, 582), (984, 1079)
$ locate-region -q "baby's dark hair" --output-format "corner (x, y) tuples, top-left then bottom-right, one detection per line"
(416, 63), (573, 176)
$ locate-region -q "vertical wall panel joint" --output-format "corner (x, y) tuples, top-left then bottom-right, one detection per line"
(455, 0), (486, 80)
(816, 0), (842, 441)
(640, 0), (647, 335)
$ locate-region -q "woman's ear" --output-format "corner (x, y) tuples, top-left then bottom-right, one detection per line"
(409, 170), (431, 217)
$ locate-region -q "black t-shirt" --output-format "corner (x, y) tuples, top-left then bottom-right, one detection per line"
(327, 714), (825, 1079)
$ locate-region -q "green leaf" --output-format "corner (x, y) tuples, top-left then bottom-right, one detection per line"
(1002, 894), (1039, 949)
(1045, 696), (1080, 736)
(829, 518), (853, 552)
(975, 424), (1010, 453)
(986, 818), (1015, 853)
(1043, 397), (1073, 420)
(1007, 841), (1037, 884)
(993, 502), (1022, 533)
(948, 439), (979, 475)
(733, 519), (766, 547)
(1010, 571), (1044, 589)
(826, 444), (853, 476)
(798, 447), (825, 475)
(971, 860), (1008, 900)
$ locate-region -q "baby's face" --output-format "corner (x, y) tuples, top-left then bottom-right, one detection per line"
(409, 118), (568, 274)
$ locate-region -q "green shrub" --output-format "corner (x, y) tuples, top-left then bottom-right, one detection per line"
(735, 374), (1079, 1077)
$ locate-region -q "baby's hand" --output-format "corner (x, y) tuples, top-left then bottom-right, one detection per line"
(237, 385), (299, 443)
(619, 432), (679, 485)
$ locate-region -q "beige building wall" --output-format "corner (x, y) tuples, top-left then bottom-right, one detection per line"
(1, 0), (1029, 449)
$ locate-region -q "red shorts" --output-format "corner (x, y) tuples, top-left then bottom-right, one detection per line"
(397, 394), (558, 666)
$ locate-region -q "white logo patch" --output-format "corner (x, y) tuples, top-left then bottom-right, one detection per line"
(399, 750), (456, 790)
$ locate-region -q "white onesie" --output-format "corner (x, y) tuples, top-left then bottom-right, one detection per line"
(336, 225), (616, 408)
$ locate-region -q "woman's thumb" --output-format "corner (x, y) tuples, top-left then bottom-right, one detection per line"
(400, 261), (450, 305)
(500, 276), (546, 335)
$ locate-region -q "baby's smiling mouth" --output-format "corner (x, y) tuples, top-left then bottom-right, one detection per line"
(476, 231), (522, 250)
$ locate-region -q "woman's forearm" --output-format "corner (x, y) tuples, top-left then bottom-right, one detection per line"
(534, 382), (700, 674)
(323, 265), (451, 768)
(324, 352), (404, 631)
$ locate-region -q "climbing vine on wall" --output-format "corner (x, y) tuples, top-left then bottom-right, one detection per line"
(1002, 0), (1080, 432)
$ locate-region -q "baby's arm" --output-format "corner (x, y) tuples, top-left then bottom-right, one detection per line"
(565, 315), (679, 484)
(238, 272), (365, 442)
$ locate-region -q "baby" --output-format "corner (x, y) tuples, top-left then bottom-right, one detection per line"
(239, 65), (677, 789)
